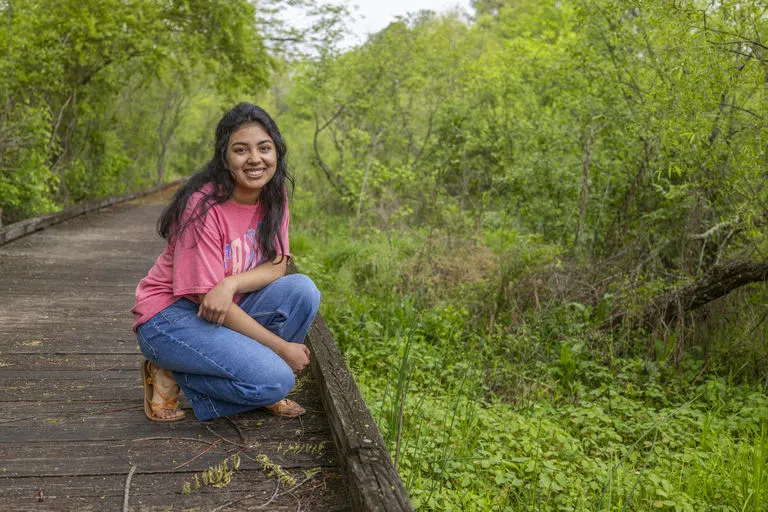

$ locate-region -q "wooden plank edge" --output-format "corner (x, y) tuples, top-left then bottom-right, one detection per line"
(0, 178), (185, 247)
(306, 313), (414, 512)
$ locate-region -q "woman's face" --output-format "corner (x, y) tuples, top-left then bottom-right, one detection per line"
(225, 123), (277, 204)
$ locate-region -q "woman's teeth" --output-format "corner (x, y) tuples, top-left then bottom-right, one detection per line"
(244, 169), (264, 178)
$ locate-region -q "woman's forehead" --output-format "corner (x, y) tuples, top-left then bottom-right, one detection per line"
(229, 123), (272, 144)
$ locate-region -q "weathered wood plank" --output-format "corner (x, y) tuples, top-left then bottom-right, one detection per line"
(0, 413), (330, 443)
(0, 436), (338, 477)
(0, 369), (140, 379)
(0, 353), (142, 370)
(0, 338), (140, 355)
(0, 468), (349, 511)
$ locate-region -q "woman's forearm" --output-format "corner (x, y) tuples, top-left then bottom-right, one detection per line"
(227, 256), (287, 294)
(197, 256), (287, 327)
(222, 302), (286, 353)
(221, 302), (310, 371)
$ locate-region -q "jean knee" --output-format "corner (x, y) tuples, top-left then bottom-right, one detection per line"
(277, 365), (296, 396)
(291, 274), (321, 314)
(261, 364), (295, 403)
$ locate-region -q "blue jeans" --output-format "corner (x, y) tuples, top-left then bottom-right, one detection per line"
(136, 274), (320, 421)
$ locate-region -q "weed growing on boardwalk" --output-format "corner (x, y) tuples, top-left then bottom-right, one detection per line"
(181, 454), (241, 494)
(254, 454), (296, 487)
(278, 441), (327, 457)
(289, 373), (311, 394)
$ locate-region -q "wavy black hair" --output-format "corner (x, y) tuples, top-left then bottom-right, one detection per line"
(158, 103), (294, 263)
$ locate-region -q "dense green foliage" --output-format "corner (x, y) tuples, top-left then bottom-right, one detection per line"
(281, 1), (768, 510)
(0, 0), (268, 221)
(5, 0), (768, 510)
(289, 208), (768, 510)
(284, 1), (768, 273)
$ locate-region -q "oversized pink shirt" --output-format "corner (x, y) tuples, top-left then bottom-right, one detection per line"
(131, 188), (290, 331)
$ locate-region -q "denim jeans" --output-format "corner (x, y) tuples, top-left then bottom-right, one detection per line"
(136, 273), (321, 421)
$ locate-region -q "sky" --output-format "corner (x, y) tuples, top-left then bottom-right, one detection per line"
(342, 0), (473, 47)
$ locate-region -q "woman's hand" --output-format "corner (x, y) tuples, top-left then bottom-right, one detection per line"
(198, 277), (237, 327)
(278, 342), (311, 372)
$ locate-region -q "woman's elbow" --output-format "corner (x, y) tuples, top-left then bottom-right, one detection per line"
(275, 256), (289, 277)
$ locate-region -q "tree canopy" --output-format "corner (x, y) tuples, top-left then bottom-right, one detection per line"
(277, 0), (768, 303)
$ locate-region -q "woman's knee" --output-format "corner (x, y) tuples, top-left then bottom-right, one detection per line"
(277, 364), (296, 396)
(285, 273), (321, 314)
(259, 363), (295, 404)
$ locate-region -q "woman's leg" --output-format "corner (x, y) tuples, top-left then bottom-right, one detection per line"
(137, 298), (296, 421)
(136, 275), (320, 421)
(236, 273), (321, 343)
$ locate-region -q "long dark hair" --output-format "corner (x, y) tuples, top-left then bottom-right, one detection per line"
(158, 103), (294, 263)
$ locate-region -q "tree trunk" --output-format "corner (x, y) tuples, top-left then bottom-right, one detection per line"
(356, 129), (381, 219)
(610, 259), (768, 329)
(313, 111), (345, 198)
(574, 123), (594, 248)
(156, 88), (185, 186)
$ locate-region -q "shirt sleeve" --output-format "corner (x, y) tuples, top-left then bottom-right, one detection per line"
(172, 200), (225, 297)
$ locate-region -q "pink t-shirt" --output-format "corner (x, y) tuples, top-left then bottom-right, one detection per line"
(131, 187), (290, 331)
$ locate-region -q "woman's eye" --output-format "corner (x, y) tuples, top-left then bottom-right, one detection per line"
(260, 146), (272, 152)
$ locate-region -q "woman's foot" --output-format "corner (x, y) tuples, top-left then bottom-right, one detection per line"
(264, 398), (305, 418)
(142, 360), (185, 421)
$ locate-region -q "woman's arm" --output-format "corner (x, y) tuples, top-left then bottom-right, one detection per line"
(219, 301), (310, 371)
(196, 255), (308, 371)
(198, 256), (287, 327)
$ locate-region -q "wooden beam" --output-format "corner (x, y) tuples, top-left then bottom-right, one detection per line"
(306, 313), (413, 511)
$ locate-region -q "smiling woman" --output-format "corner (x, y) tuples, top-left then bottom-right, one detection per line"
(131, 103), (321, 422)
(227, 124), (278, 205)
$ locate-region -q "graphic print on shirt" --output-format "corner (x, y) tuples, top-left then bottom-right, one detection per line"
(223, 227), (263, 274)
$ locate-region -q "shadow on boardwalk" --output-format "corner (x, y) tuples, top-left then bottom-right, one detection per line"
(0, 191), (366, 511)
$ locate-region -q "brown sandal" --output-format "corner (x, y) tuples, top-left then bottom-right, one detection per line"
(264, 399), (305, 418)
(142, 360), (185, 422)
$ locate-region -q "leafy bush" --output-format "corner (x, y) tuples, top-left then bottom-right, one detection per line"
(292, 206), (768, 511)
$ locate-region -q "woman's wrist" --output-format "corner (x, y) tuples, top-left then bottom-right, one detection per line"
(273, 339), (290, 356)
(221, 275), (241, 294)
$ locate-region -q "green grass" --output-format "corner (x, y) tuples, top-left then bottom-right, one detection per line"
(291, 204), (768, 511)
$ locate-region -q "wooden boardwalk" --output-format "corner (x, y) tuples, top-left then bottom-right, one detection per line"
(0, 190), (409, 511)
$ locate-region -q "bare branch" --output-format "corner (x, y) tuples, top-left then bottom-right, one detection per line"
(313, 111), (345, 197)
(689, 220), (734, 240)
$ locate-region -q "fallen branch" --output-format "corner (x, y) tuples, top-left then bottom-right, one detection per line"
(170, 439), (222, 471)
(205, 425), (248, 450)
(122, 465), (137, 512)
(609, 258), (768, 329)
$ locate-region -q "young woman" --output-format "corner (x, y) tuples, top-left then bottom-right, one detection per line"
(131, 103), (320, 422)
